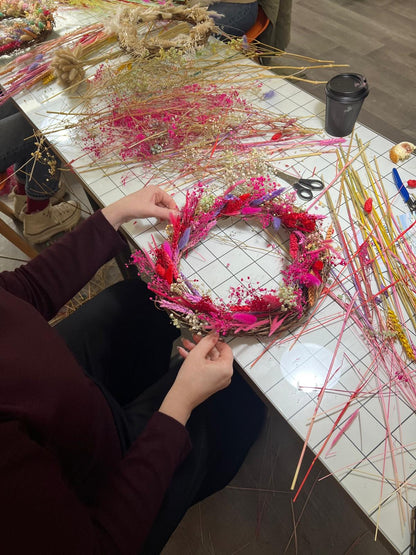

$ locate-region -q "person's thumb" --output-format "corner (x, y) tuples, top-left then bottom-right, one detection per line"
(194, 332), (220, 357)
(153, 206), (177, 221)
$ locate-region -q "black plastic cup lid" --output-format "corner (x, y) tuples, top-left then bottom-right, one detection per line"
(325, 73), (369, 101)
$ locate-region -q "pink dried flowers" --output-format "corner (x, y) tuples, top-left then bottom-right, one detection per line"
(131, 177), (332, 336)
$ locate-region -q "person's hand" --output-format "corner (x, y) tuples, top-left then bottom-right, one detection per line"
(101, 185), (178, 230)
(159, 332), (234, 425)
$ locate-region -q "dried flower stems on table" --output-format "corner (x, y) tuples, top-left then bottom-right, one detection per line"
(38, 49), (343, 187)
(0, 0), (348, 104)
(0, 22), (118, 102)
(287, 138), (415, 536)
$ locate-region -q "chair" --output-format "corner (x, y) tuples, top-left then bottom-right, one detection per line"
(245, 6), (270, 43)
(0, 199), (38, 259)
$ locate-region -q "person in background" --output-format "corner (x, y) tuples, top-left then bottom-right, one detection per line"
(0, 185), (266, 554)
(208, 0), (259, 37)
(203, 0), (292, 51)
(0, 99), (80, 244)
(258, 0), (293, 53)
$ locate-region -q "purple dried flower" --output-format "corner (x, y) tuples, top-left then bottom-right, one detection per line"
(251, 195), (268, 207)
(272, 217), (281, 230)
(268, 188), (285, 199)
(251, 188), (284, 206)
(181, 275), (202, 297)
(263, 90), (275, 100)
(178, 227), (191, 250)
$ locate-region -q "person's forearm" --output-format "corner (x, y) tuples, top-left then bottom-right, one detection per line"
(101, 202), (127, 231)
(92, 412), (191, 552)
(159, 387), (193, 426)
(0, 211), (125, 319)
(2, 414), (191, 554)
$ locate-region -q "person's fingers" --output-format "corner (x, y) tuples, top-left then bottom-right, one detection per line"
(207, 346), (220, 360)
(177, 346), (188, 358)
(192, 332), (220, 358)
(189, 334), (229, 361)
(155, 189), (178, 211)
(152, 206), (177, 221)
(215, 340), (229, 353)
(182, 338), (196, 351)
(215, 340), (234, 363)
(185, 333), (217, 360)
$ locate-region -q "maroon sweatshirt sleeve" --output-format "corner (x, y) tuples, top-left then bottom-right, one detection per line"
(1, 413), (191, 555)
(92, 412), (192, 553)
(0, 211), (193, 553)
(0, 211), (126, 320)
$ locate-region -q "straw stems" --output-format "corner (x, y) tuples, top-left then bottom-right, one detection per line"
(290, 292), (359, 495)
(284, 136), (416, 532)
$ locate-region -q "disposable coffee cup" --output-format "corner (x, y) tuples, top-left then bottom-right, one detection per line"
(325, 73), (369, 137)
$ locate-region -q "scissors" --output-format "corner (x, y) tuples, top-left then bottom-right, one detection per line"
(392, 168), (416, 213)
(272, 169), (324, 200)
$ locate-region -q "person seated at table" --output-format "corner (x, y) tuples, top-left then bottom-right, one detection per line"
(0, 99), (80, 244)
(207, 0), (259, 37)
(258, 0), (293, 53)
(0, 184), (266, 554)
(201, 0), (292, 51)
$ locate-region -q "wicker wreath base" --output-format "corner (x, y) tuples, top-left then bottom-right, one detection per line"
(0, 0), (54, 56)
(132, 180), (332, 337)
(114, 3), (217, 58)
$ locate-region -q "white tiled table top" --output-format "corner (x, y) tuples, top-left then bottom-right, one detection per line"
(3, 6), (416, 554)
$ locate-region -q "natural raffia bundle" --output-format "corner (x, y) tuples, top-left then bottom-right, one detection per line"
(50, 45), (85, 88)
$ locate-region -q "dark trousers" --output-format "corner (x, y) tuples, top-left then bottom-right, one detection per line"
(0, 99), (60, 199)
(210, 1), (259, 36)
(56, 278), (266, 554)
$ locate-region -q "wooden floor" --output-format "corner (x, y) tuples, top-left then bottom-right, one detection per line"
(288, 0), (416, 146)
(163, 1), (414, 554)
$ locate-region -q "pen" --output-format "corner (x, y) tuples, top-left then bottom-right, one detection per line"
(411, 506), (416, 555)
(392, 168), (416, 212)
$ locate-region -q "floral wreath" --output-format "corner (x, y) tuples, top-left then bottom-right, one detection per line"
(0, 0), (54, 56)
(114, 2), (217, 58)
(132, 177), (333, 337)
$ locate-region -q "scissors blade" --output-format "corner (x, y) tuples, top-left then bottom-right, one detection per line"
(272, 169), (298, 187)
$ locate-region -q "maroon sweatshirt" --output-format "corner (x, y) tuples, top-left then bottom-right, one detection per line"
(0, 211), (191, 554)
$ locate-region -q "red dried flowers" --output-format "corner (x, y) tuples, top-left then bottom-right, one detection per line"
(132, 177), (331, 336)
